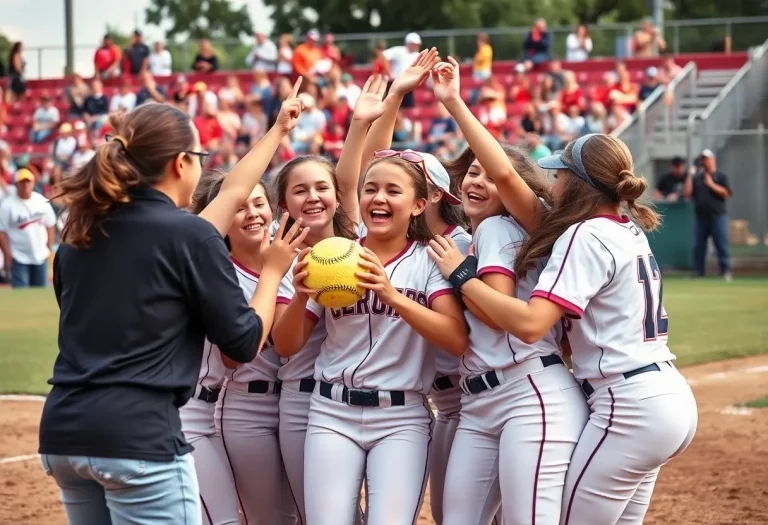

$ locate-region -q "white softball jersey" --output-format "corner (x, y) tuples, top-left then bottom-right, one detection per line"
(460, 215), (562, 378)
(531, 215), (676, 381)
(276, 257), (326, 382)
(307, 239), (452, 394)
(434, 225), (472, 377)
(225, 259), (282, 383)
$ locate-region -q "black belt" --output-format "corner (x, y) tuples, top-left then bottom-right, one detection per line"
(580, 362), (666, 398)
(432, 376), (455, 392)
(299, 378), (316, 393)
(247, 380), (282, 395)
(197, 386), (221, 403)
(464, 355), (564, 395)
(319, 381), (405, 407)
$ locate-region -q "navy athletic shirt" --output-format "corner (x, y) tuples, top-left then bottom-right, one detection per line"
(39, 184), (262, 461)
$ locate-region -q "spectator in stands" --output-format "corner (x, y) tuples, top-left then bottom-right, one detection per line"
(247, 32), (278, 71)
(509, 63), (533, 105)
(149, 41), (172, 76)
(172, 75), (192, 108)
(94, 34), (122, 79)
(476, 87), (506, 140)
(473, 33), (493, 82)
(583, 102), (608, 134)
(639, 66), (662, 102)
(563, 104), (586, 141)
(0, 168), (56, 288)
(51, 123), (77, 170)
(126, 30), (150, 76)
(424, 103), (458, 156)
(526, 132), (552, 162)
(83, 79), (109, 133)
(384, 33), (422, 108)
(70, 134), (95, 174)
(322, 119), (345, 161)
(0, 87), (7, 134)
(291, 93), (326, 154)
(684, 149), (732, 280)
(610, 65), (639, 113)
(338, 73), (361, 110)
(522, 19), (551, 71)
(559, 71), (586, 112)
(267, 76), (293, 128)
(136, 71), (166, 106)
(0, 141), (16, 190)
(657, 53), (682, 84)
(607, 103), (630, 131)
(372, 42), (392, 77)
(277, 34), (294, 77)
(193, 103), (223, 153)
(192, 39), (219, 73)
(654, 156), (688, 201)
(218, 75), (246, 108)
(8, 42), (26, 100)
(110, 77), (137, 113)
(30, 95), (60, 144)
(520, 103), (543, 136)
(593, 71), (618, 109)
(392, 108), (419, 150)
(239, 97), (267, 148)
(293, 29), (323, 84)
(188, 81), (218, 118)
(328, 93), (350, 130)
(533, 74), (557, 108)
(321, 33), (342, 65)
(65, 73), (90, 119)
(541, 100), (569, 150)
(546, 59), (565, 92)
(566, 22), (592, 62)
(250, 68), (273, 106)
(217, 98), (242, 145)
(633, 18), (666, 58)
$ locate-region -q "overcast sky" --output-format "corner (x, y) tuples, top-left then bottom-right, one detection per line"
(1, 0), (272, 78)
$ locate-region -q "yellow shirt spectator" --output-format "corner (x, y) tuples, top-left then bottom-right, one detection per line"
(473, 35), (493, 81)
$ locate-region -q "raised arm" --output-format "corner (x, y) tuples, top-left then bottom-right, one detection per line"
(199, 78), (304, 236)
(335, 75), (388, 226)
(360, 48), (440, 175)
(432, 57), (547, 232)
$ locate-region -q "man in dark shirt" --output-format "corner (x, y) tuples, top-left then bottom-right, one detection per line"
(83, 78), (110, 132)
(684, 149), (732, 279)
(522, 18), (552, 70)
(127, 30), (150, 75)
(639, 66), (661, 101)
(654, 156), (688, 201)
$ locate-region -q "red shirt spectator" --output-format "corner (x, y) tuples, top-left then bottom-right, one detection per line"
(593, 72), (618, 108)
(322, 122), (345, 160)
(509, 66), (532, 104)
(371, 44), (392, 77)
(321, 33), (341, 64)
(94, 35), (122, 77)
(559, 72), (586, 112)
(194, 113), (223, 149)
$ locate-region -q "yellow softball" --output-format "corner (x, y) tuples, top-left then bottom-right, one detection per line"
(302, 237), (367, 308)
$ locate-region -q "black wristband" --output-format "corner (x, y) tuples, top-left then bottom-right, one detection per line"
(448, 255), (478, 291)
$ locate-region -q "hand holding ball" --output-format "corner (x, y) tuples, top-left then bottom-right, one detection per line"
(302, 237), (367, 308)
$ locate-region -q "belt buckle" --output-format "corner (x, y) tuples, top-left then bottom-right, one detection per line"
(466, 376), (486, 395)
(348, 389), (379, 407)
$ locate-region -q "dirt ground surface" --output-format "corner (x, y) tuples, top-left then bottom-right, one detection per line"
(2, 355), (767, 525)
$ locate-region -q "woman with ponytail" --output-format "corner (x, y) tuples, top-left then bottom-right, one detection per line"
(428, 132), (698, 525)
(39, 87), (307, 525)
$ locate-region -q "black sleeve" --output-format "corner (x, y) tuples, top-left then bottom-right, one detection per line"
(718, 173), (731, 195)
(654, 175), (666, 191)
(209, 56), (219, 71)
(53, 249), (62, 307)
(185, 235), (262, 363)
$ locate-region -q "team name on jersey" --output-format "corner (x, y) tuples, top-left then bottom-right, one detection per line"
(330, 288), (428, 319)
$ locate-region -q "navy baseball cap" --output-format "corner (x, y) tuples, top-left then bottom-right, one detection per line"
(537, 133), (616, 196)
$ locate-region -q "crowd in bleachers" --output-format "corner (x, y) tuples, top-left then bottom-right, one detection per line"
(0, 18), (684, 202)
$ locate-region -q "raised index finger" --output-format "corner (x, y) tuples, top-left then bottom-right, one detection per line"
(289, 76), (303, 99)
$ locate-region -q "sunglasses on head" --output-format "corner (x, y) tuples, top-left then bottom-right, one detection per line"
(184, 150), (210, 167)
(374, 149), (427, 176)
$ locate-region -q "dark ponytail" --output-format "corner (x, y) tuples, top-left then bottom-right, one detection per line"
(57, 104), (195, 248)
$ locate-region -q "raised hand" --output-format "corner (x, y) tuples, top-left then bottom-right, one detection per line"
(352, 74), (389, 124)
(427, 235), (467, 279)
(275, 77), (304, 134)
(262, 213), (310, 276)
(431, 56), (461, 103)
(355, 248), (400, 306)
(390, 47), (441, 97)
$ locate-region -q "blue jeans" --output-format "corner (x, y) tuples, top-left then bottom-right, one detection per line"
(41, 454), (201, 525)
(693, 214), (730, 276)
(11, 259), (48, 288)
(30, 128), (53, 143)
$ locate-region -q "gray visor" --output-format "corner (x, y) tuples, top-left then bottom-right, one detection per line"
(537, 151), (570, 171)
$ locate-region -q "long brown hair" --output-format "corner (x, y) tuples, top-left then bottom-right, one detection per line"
(443, 143), (553, 230)
(515, 134), (659, 277)
(271, 155), (357, 240)
(57, 104), (195, 248)
(363, 157), (432, 244)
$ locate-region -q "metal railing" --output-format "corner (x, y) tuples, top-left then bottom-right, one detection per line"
(17, 15), (768, 79)
(687, 38), (768, 162)
(612, 61), (697, 168)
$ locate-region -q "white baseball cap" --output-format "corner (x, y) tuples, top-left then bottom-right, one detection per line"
(701, 149), (715, 159)
(407, 150), (461, 205)
(405, 32), (422, 45)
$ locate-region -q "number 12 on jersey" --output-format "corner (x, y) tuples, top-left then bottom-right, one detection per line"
(637, 254), (669, 341)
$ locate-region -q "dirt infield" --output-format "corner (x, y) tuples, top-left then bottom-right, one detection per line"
(2, 355), (767, 525)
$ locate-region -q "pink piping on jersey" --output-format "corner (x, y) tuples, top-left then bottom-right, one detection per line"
(443, 224), (457, 236)
(563, 387), (616, 525)
(530, 290), (583, 319)
(427, 288), (453, 308)
(532, 221), (586, 319)
(359, 237), (415, 266)
(477, 265), (516, 280)
(527, 374), (546, 525)
(592, 214), (630, 223)
(231, 256), (260, 278)
(276, 296), (319, 321)
(200, 496), (213, 523)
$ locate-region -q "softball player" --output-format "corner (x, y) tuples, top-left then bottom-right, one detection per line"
(432, 133), (698, 525)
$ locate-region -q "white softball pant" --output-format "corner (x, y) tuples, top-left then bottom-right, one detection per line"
(443, 359), (589, 525)
(180, 390), (241, 525)
(304, 386), (434, 525)
(279, 380), (366, 525)
(561, 362), (698, 525)
(429, 376), (502, 525)
(216, 381), (298, 525)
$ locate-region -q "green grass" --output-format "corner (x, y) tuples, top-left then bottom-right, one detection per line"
(1, 276), (768, 395)
(739, 396), (768, 408)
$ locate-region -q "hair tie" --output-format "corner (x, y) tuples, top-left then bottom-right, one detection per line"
(107, 134), (129, 153)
